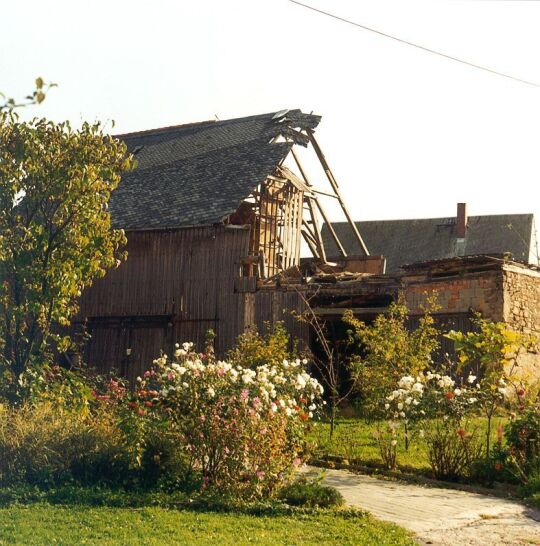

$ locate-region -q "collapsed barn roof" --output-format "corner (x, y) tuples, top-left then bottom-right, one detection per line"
(322, 214), (538, 273)
(110, 110), (321, 230)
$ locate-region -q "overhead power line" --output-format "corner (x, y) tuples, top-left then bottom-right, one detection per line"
(289, 0), (540, 88)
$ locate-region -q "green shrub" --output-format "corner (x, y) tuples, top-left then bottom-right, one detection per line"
(278, 476), (344, 508)
(227, 322), (296, 370)
(519, 468), (540, 498)
(345, 296), (440, 421)
(425, 421), (484, 481)
(0, 482), (193, 508)
(469, 444), (517, 486)
(0, 402), (134, 487)
(0, 330), (323, 499)
(506, 407), (540, 480)
(137, 426), (190, 489)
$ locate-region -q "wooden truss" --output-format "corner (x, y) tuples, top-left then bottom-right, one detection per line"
(228, 120), (370, 278)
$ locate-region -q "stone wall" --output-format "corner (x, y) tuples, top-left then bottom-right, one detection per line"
(402, 263), (540, 373)
(501, 265), (540, 374)
(502, 265), (540, 336)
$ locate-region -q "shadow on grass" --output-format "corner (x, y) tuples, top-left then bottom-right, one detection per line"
(0, 484), (368, 519)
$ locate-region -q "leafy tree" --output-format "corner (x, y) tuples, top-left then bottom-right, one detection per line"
(0, 94), (134, 387)
(345, 294), (440, 422)
(447, 315), (529, 381)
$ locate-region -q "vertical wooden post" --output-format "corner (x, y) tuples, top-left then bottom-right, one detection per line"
(291, 148), (347, 258)
(306, 196), (327, 262)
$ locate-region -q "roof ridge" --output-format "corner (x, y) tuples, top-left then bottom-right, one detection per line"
(328, 213), (534, 225)
(116, 119), (216, 138)
(115, 110), (295, 139)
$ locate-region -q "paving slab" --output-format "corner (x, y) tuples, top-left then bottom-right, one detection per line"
(302, 466), (540, 545)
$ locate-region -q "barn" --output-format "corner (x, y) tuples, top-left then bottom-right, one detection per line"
(75, 110), (540, 380)
(75, 109), (378, 380)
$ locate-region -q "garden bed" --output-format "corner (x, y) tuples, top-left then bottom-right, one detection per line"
(310, 417), (508, 473)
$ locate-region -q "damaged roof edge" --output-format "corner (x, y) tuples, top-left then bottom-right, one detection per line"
(117, 109), (321, 142)
(401, 254), (540, 273)
(122, 224), (252, 234)
(109, 110), (320, 230)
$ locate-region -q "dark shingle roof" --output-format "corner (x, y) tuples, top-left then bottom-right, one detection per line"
(110, 110), (321, 229)
(323, 214), (538, 273)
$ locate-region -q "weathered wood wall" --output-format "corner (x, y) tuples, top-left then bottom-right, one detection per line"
(76, 225), (309, 381)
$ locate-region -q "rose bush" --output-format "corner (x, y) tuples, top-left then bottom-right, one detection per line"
(383, 370), (484, 479)
(385, 371), (481, 422)
(135, 342), (323, 498)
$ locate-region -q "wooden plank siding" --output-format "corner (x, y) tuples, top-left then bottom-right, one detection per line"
(76, 225), (251, 377)
(75, 225), (311, 379)
(79, 226), (249, 318)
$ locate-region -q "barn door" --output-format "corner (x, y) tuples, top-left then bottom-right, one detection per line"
(122, 326), (168, 383)
(84, 320), (172, 383)
(84, 325), (127, 375)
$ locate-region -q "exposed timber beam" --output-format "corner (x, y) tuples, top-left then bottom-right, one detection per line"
(311, 189), (339, 199)
(301, 220), (319, 247)
(301, 224), (319, 257)
(306, 129), (370, 256)
(306, 196), (326, 262)
(291, 147), (348, 257)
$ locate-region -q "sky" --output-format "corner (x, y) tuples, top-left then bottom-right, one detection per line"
(2, 0), (540, 227)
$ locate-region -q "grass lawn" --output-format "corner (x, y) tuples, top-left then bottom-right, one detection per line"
(310, 416), (508, 473)
(0, 502), (415, 546)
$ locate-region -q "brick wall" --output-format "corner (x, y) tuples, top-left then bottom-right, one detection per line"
(402, 263), (540, 372)
(403, 270), (504, 320)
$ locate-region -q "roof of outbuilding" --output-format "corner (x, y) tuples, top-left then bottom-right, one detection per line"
(110, 110), (321, 230)
(323, 214), (538, 273)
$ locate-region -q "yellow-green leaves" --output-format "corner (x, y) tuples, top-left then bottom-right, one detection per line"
(445, 314), (532, 380)
(0, 114), (135, 386)
(1, 77), (56, 112)
(345, 295), (441, 419)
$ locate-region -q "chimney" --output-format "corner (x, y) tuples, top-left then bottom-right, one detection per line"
(456, 202), (467, 239)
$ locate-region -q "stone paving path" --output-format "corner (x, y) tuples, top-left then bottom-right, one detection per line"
(303, 466), (540, 545)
